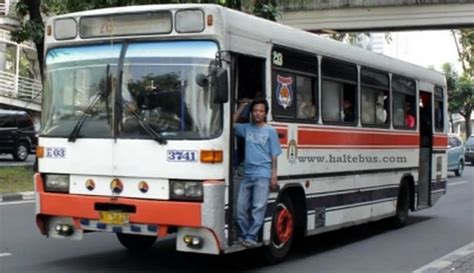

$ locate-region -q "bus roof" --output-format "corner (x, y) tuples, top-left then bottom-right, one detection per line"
(49, 4), (445, 87)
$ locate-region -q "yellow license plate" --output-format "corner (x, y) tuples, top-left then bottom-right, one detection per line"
(99, 211), (129, 225)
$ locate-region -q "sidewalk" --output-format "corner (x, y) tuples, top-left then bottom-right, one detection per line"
(413, 242), (474, 273)
(0, 191), (34, 202)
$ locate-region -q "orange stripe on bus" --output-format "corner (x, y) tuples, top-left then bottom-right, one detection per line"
(35, 173), (44, 192)
(38, 193), (201, 227)
(298, 130), (419, 146)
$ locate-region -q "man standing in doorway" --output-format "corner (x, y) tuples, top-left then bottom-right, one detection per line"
(233, 97), (282, 248)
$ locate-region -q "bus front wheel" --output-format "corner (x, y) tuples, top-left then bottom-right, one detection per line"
(117, 233), (156, 252)
(263, 196), (295, 264)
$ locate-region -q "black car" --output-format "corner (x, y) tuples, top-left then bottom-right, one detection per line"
(465, 135), (474, 165)
(0, 110), (38, 161)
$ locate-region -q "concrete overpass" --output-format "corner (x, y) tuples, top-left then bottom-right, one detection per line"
(277, 0), (474, 32)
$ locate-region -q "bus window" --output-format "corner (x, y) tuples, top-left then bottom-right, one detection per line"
(321, 58), (357, 124)
(271, 46), (318, 121)
(361, 68), (389, 126)
(392, 75), (416, 129)
(434, 86), (444, 132)
(296, 75), (316, 120)
(119, 41), (221, 139)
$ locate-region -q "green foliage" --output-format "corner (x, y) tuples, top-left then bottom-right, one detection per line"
(443, 62), (473, 137)
(11, 20), (44, 45)
(0, 166), (34, 193)
(253, 0), (280, 21)
(452, 29), (473, 80)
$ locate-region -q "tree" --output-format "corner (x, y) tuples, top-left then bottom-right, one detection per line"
(442, 62), (473, 138)
(442, 63), (461, 132)
(451, 29), (474, 138)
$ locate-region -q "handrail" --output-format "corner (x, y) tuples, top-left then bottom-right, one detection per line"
(0, 70), (42, 104)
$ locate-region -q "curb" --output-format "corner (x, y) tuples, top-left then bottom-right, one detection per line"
(0, 191), (34, 203)
(413, 242), (474, 273)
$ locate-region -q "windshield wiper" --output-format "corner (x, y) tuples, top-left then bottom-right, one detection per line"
(68, 92), (105, 142)
(68, 65), (111, 143)
(117, 98), (167, 145)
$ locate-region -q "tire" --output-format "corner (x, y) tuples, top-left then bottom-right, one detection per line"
(13, 142), (29, 161)
(390, 183), (410, 228)
(454, 160), (464, 177)
(263, 196), (295, 264)
(116, 233), (156, 252)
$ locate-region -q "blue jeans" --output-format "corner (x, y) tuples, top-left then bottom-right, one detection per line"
(236, 177), (270, 242)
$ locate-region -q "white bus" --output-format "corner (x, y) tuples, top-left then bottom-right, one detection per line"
(35, 4), (448, 263)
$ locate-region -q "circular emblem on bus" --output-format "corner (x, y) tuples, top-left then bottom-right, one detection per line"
(110, 179), (123, 194)
(138, 181), (149, 193)
(85, 179), (95, 191)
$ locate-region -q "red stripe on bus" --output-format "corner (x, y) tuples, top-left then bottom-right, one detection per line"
(433, 135), (448, 147)
(276, 128), (288, 144)
(297, 130), (419, 146)
(38, 193), (202, 227)
(297, 145), (419, 149)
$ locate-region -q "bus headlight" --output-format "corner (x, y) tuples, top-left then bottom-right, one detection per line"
(45, 174), (70, 193)
(170, 180), (203, 201)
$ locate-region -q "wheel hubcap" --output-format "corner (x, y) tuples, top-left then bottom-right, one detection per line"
(18, 146), (27, 160)
(275, 206), (293, 244)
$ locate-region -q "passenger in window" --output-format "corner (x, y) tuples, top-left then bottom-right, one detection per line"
(342, 99), (355, 122)
(375, 92), (387, 124)
(298, 94), (316, 119)
(405, 101), (415, 128)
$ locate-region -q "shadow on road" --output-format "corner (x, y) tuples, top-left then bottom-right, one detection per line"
(38, 216), (433, 273)
(40, 237), (264, 273)
(289, 215), (432, 261)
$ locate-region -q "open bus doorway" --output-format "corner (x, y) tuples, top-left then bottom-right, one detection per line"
(228, 54), (266, 244)
(418, 91), (433, 208)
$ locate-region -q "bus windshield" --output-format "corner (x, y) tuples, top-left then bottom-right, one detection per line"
(42, 40), (222, 140)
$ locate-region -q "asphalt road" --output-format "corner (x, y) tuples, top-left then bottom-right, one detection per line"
(0, 167), (473, 273)
(0, 154), (35, 167)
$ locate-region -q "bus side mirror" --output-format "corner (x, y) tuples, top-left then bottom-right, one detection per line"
(213, 68), (228, 104)
(195, 73), (209, 87)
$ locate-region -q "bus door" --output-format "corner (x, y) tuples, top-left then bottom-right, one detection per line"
(228, 53), (266, 244)
(418, 91), (433, 208)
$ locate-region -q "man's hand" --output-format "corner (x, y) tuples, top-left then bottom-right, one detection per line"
(270, 174), (279, 192)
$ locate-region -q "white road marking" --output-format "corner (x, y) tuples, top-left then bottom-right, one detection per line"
(0, 253), (12, 258)
(413, 242), (474, 273)
(0, 200), (34, 206)
(448, 180), (468, 187)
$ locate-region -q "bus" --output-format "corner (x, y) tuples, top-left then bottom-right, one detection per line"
(35, 4), (448, 263)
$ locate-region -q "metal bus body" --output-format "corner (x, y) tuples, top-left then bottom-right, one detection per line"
(35, 4), (448, 261)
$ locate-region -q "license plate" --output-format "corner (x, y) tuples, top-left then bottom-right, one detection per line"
(99, 211), (129, 225)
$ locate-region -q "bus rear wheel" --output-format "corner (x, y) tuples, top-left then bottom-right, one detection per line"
(263, 196), (294, 264)
(116, 233), (156, 252)
(390, 183), (410, 228)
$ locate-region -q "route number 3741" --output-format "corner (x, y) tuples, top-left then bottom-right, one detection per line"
(167, 150), (198, 162)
